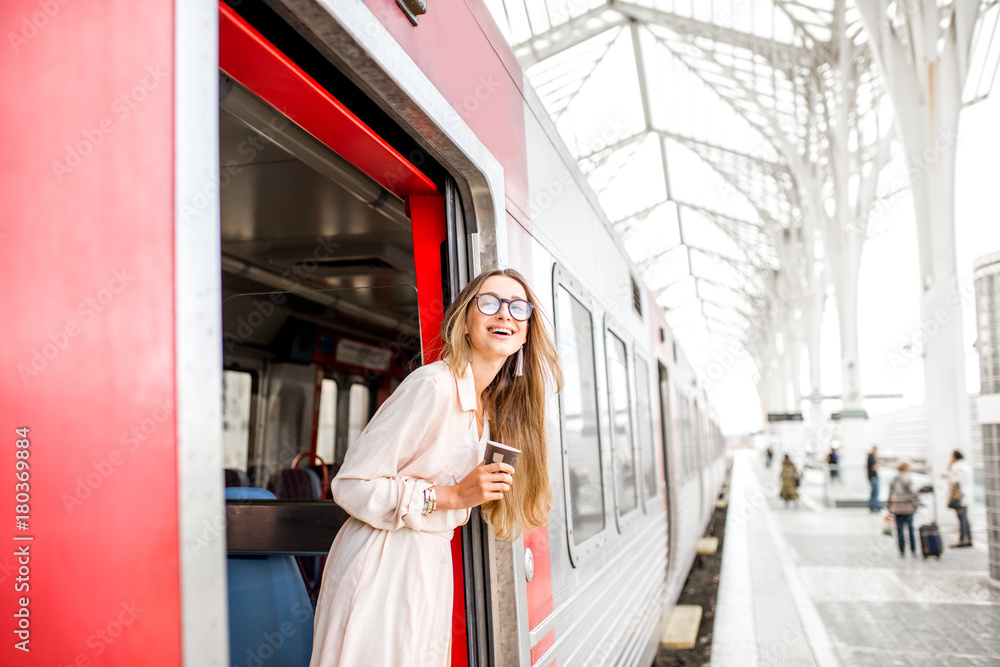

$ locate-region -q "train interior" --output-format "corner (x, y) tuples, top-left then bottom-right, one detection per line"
(218, 75), (427, 659)
(219, 75), (419, 490)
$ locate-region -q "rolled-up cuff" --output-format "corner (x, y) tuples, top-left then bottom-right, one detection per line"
(401, 479), (434, 531)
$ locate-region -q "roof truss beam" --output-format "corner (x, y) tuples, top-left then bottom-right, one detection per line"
(612, 0), (818, 67)
(513, 6), (627, 67)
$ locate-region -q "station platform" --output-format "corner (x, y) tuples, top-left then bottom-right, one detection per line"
(711, 450), (1000, 667)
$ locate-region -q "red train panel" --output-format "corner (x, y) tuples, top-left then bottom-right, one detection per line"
(2, 1), (181, 665)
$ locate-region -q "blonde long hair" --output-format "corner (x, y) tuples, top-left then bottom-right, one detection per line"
(440, 269), (562, 540)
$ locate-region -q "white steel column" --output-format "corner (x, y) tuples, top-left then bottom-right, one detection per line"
(827, 238), (868, 463)
(829, 0), (864, 418)
(805, 261), (826, 456)
(856, 0), (979, 481)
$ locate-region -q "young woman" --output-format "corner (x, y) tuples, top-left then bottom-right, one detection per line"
(943, 449), (973, 548)
(309, 269), (561, 667)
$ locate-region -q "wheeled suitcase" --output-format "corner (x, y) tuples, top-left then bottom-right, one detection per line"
(916, 483), (943, 558)
(919, 523), (942, 558)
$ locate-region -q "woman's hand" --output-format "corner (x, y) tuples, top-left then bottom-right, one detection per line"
(436, 462), (514, 511)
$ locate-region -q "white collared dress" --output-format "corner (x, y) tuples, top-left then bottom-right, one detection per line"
(309, 361), (487, 667)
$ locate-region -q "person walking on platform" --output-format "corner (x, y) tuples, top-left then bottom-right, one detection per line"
(765, 446), (773, 468)
(887, 461), (919, 556)
(826, 447), (840, 482)
(867, 445), (882, 513)
(780, 454), (799, 507)
(942, 449), (973, 548)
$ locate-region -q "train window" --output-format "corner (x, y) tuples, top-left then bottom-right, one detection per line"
(692, 401), (703, 476)
(683, 396), (694, 479)
(630, 276), (642, 317)
(222, 369), (254, 472)
(316, 378), (338, 465)
(606, 330), (638, 518)
(555, 284), (605, 548)
(656, 362), (673, 507)
(679, 397), (687, 478)
(347, 384), (372, 450)
(692, 400), (703, 478)
(635, 355), (657, 502)
(688, 399), (698, 478)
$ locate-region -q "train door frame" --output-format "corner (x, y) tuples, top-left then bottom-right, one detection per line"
(218, 3), (508, 665)
(443, 178), (498, 667)
(176, 3), (230, 661)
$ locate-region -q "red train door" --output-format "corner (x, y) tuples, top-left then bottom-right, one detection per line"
(4, 1), (192, 665)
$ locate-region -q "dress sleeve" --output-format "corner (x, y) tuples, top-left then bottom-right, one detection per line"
(331, 370), (455, 532)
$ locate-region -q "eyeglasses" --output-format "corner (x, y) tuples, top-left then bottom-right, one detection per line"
(473, 293), (534, 321)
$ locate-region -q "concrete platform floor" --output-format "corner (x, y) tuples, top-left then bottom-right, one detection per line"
(711, 450), (999, 667)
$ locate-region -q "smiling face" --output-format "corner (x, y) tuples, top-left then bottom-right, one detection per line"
(464, 275), (530, 366)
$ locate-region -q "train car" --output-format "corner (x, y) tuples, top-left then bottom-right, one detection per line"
(2, 1), (728, 665)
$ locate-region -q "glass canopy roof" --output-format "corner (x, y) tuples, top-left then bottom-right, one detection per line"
(484, 0), (999, 375)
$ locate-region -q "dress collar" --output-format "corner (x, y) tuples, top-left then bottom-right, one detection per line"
(456, 361), (477, 413)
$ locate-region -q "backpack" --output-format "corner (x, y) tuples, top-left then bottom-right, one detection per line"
(886, 478), (916, 515)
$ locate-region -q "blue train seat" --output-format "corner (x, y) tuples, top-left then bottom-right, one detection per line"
(226, 487), (314, 666)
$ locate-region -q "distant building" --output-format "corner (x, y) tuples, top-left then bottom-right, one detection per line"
(974, 251), (1000, 583)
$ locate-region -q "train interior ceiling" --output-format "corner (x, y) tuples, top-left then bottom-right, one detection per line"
(219, 75), (420, 492)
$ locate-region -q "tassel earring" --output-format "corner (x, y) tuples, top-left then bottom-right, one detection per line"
(514, 345), (525, 377)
